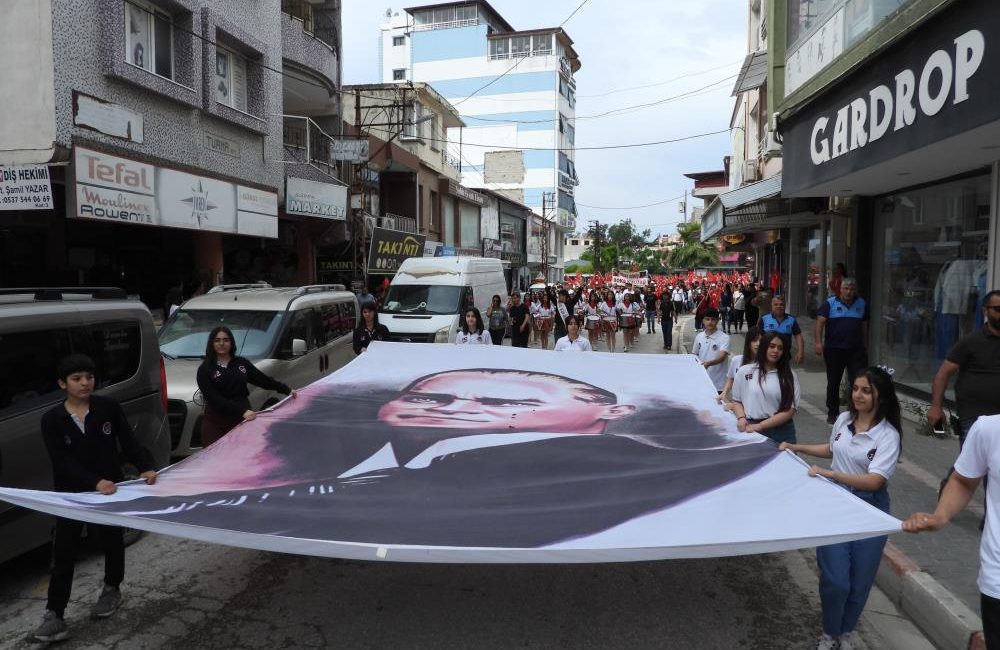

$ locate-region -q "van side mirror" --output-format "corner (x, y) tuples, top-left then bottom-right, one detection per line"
(292, 338), (307, 357)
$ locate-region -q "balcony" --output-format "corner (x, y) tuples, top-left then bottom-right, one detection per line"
(281, 115), (338, 178)
(281, 1), (339, 97)
(376, 213), (419, 234)
(282, 1), (338, 51)
(442, 151), (461, 176)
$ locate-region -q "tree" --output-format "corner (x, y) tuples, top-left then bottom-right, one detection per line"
(667, 222), (719, 270)
(565, 261), (593, 274)
(585, 219), (653, 272)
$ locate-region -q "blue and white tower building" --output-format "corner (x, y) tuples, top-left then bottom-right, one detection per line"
(380, 2), (581, 280)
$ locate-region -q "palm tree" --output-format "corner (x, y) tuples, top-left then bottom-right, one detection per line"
(667, 222), (719, 270)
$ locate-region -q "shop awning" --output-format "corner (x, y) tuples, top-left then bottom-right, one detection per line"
(732, 51), (768, 96)
(701, 173), (824, 242)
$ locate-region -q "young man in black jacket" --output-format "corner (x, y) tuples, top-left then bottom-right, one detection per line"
(32, 354), (158, 643)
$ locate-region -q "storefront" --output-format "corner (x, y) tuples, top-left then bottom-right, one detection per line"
(440, 180), (485, 257)
(68, 144), (278, 314)
(779, 0), (1000, 395)
(499, 204), (528, 291)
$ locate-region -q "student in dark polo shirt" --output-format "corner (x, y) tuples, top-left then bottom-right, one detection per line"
(814, 278), (869, 424)
(929, 289), (1000, 442)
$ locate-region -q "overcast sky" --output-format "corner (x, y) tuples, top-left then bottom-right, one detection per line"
(341, 0), (748, 238)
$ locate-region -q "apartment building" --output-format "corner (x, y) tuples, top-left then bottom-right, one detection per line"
(379, 1), (581, 281)
(0, 0), (345, 311)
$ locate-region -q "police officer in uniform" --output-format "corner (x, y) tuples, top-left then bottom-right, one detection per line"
(814, 278), (869, 424)
(759, 294), (804, 364)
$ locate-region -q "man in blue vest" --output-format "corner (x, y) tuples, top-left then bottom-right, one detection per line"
(759, 294), (804, 364)
(814, 278), (869, 424)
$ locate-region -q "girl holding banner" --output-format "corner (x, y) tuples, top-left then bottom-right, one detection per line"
(730, 331), (800, 445)
(780, 367), (901, 650)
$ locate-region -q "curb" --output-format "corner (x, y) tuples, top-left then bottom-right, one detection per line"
(876, 544), (982, 650)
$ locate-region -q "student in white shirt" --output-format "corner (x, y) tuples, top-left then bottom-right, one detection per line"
(599, 289), (619, 353)
(730, 331), (800, 444)
(718, 326), (761, 407)
(692, 309), (730, 391)
(780, 367), (902, 650)
(554, 315), (593, 352)
(534, 293), (556, 350)
(455, 308), (493, 345)
(905, 413), (1000, 648)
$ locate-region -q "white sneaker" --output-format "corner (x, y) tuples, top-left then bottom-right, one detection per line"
(815, 634), (839, 650)
(838, 632), (858, 650)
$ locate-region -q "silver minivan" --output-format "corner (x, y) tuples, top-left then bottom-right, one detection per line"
(0, 287), (171, 564)
(158, 284), (358, 457)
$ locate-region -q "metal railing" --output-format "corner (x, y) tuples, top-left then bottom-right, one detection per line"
(412, 18), (478, 32)
(488, 48), (552, 61)
(282, 0), (338, 52)
(280, 115), (341, 179)
(443, 152), (462, 173)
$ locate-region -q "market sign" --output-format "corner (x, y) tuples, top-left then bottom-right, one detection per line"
(367, 226), (426, 274)
(722, 234), (746, 245)
(286, 177), (348, 220)
(448, 181), (486, 206)
(330, 139), (370, 162)
(0, 165), (53, 210)
(72, 146), (278, 238)
(782, 0), (998, 196)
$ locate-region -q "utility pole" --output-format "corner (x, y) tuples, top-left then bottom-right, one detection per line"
(589, 219), (601, 274)
(541, 192), (555, 283)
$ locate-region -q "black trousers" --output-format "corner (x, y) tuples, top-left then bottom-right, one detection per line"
(661, 317), (673, 349)
(823, 347), (868, 418)
(511, 333), (530, 348)
(983, 593), (1000, 650)
(673, 301), (685, 316)
(488, 328), (505, 345)
(48, 518), (124, 616)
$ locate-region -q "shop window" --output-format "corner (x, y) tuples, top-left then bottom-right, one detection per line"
(124, 0), (174, 79)
(460, 202), (480, 249)
(872, 173), (991, 394)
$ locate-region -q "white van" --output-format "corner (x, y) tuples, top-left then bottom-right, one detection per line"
(381, 257), (507, 343)
(158, 284), (358, 456)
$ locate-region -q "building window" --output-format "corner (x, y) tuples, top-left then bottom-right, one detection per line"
(393, 68), (406, 81)
(215, 46), (248, 112)
(402, 101), (424, 140)
(392, 35), (405, 46)
(510, 36), (532, 57)
(124, 0), (174, 79)
(571, 239), (579, 246)
(460, 203), (480, 248)
(532, 34), (552, 56)
(429, 114), (440, 151)
(489, 38), (509, 59)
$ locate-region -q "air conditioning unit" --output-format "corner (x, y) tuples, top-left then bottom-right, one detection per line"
(760, 128), (782, 158)
(743, 160), (760, 182)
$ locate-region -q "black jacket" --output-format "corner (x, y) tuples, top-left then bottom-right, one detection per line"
(196, 357), (291, 419)
(41, 394), (156, 493)
(353, 323), (390, 355)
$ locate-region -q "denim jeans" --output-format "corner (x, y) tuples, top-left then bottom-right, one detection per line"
(816, 487), (890, 637)
(645, 310), (656, 332)
(746, 418), (796, 445)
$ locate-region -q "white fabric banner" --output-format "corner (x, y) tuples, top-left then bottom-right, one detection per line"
(0, 344), (900, 563)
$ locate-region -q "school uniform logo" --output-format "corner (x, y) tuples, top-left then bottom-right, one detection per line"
(213, 370), (222, 379)
(102, 422), (112, 435)
(833, 432), (842, 442)
(867, 448), (877, 461)
(238, 365), (247, 374)
(712, 344), (718, 351)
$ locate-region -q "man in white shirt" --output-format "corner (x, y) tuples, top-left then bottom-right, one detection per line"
(692, 308), (730, 391)
(904, 414), (1000, 646)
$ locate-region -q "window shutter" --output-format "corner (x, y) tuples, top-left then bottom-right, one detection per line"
(233, 55), (247, 112)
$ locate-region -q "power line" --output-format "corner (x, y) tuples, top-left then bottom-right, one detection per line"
(577, 194), (687, 210)
(452, 0), (593, 107)
(578, 59), (743, 98)
(422, 127), (730, 152)
(462, 75), (734, 124)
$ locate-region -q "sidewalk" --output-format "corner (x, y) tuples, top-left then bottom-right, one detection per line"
(678, 314), (987, 650)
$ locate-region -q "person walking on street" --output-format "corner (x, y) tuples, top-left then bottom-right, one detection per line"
(644, 290), (658, 334)
(357, 286), (377, 310)
(599, 289), (620, 353)
(759, 294), (805, 364)
(782, 367), (902, 650)
(554, 315), (594, 351)
(554, 289), (572, 341)
(730, 331), (801, 445)
(197, 326), (294, 447)
(486, 294), (508, 346)
(733, 284), (747, 332)
(353, 303), (390, 355)
(744, 281), (760, 330)
(672, 284), (686, 319)
(720, 284), (734, 334)
(718, 326), (762, 406)
(659, 291), (676, 350)
(455, 307), (493, 345)
(32, 354), (159, 643)
(815, 278), (869, 425)
(927, 289), (1000, 444)
(534, 293), (555, 350)
(692, 309), (730, 392)
(508, 291), (531, 348)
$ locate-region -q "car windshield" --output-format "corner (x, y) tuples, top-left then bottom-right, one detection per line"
(159, 310), (285, 359)
(381, 285), (466, 315)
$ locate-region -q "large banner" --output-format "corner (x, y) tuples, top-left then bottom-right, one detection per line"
(0, 344), (899, 563)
